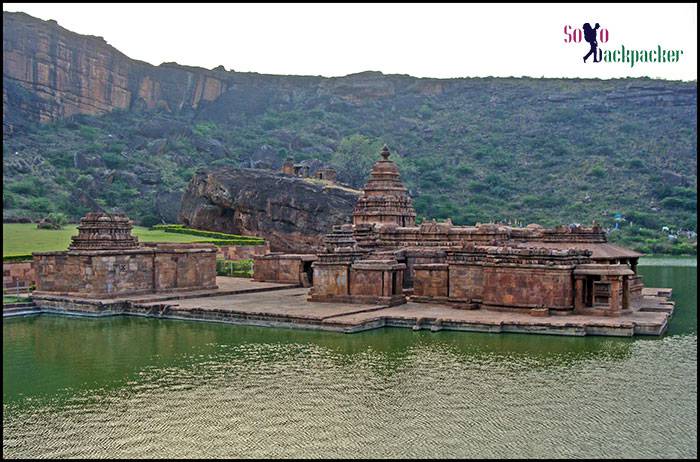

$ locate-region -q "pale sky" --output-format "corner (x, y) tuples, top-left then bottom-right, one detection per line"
(3, 3), (697, 80)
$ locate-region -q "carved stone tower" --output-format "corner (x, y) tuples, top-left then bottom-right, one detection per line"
(352, 145), (416, 227)
(68, 212), (140, 250)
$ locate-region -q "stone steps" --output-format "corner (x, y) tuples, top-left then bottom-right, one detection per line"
(642, 287), (673, 297)
(3, 302), (40, 316)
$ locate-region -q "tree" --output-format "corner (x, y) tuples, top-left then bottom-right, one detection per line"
(329, 135), (384, 188)
(37, 212), (68, 229)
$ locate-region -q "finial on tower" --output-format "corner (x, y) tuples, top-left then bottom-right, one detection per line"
(381, 144), (391, 160)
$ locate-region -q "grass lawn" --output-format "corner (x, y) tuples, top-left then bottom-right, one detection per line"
(2, 223), (217, 257)
(3, 295), (29, 304)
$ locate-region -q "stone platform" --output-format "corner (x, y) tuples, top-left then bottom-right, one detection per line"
(10, 278), (674, 337)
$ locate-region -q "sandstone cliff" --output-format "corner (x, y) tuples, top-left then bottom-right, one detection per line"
(179, 168), (361, 253)
(3, 12), (228, 132)
(3, 12), (457, 133)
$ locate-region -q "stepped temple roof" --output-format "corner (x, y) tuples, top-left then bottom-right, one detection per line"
(68, 212), (140, 250)
(352, 145), (417, 227)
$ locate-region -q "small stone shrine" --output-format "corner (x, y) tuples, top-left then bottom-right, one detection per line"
(68, 212), (140, 250)
(33, 213), (218, 297)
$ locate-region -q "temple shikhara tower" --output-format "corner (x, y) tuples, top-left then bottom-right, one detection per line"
(352, 145), (416, 227)
(257, 144), (654, 319)
(68, 213), (140, 250)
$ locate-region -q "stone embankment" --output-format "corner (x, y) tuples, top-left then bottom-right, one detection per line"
(7, 278), (675, 338)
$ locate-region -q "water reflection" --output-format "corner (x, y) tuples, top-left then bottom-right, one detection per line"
(3, 265), (696, 458)
(4, 265), (696, 403)
(638, 265), (697, 336)
(4, 314), (643, 403)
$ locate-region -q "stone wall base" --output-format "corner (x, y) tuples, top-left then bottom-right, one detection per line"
(308, 293), (406, 306)
(480, 303), (574, 314)
(32, 283), (219, 300)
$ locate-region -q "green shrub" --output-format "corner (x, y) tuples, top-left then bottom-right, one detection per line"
(139, 214), (162, 228)
(216, 259), (254, 277)
(151, 224), (186, 230)
(8, 178), (45, 196)
(46, 212), (69, 228)
(150, 224), (265, 244)
(418, 104), (433, 119)
(28, 197), (53, 213)
(670, 242), (696, 255)
(455, 163), (474, 176)
(106, 142), (127, 153)
(590, 164), (606, 178)
(625, 211), (661, 229)
(48, 151), (75, 168)
(78, 125), (100, 140)
(4, 191), (18, 208)
(3, 254), (33, 262)
(467, 181), (488, 193)
(660, 196), (696, 211)
(670, 186), (697, 200)
(102, 151), (126, 169)
(193, 122), (218, 137)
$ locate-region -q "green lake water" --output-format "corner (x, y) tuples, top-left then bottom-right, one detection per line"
(3, 262), (697, 458)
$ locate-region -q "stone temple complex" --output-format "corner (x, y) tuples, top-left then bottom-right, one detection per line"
(257, 145), (647, 318)
(20, 148), (672, 338)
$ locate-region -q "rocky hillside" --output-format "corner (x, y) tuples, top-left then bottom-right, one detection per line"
(2, 11), (697, 254)
(180, 168), (360, 252)
(3, 12), (229, 132)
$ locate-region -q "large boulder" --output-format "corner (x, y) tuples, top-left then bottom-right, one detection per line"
(179, 167), (361, 253)
(155, 190), (183, 224)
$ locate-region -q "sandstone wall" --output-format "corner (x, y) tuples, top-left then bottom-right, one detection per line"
(629, 275), (644, 301)
(448, 263), (484, 303)
(217, 243), (270, 261)
(310, 264), (349, 298)
(34, 244), (217, 297)
(3, 260), (36, 289)
(152, 248), (217, 292)
(481, 265), (575, 311)
(3, 12), (453, 133)
(413, 264), (448, 300)
(402, 249), (447, 289)
(253, 254), (314, 285)
(349, 270), (384, 297)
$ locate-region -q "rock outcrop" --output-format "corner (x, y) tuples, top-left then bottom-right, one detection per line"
(179, 168), (362, 253)
(1, 11), (466, 133)
(3, 12), (228, 131)
(6, 11), (696, 136)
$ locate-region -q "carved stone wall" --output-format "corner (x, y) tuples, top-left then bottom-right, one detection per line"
(33, 243), (217, 297)
(412, 264), (448, 302)
(3, 260), (35, 289)
(253, 254), (316, 286)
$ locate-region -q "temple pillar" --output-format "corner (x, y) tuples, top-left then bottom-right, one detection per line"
(574, 276), (585, 311)
(609, 277), (622, 315)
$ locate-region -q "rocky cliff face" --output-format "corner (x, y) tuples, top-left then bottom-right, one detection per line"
(5, 10), (697, 134)
(3, 12), (455, 134)
(3, 12), (228, 132)
(179, 168), (361, 253)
